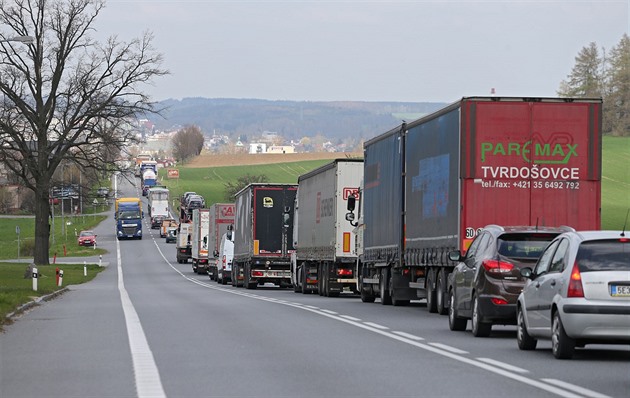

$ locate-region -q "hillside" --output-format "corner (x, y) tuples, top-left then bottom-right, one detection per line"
(154, 98), (447, 142)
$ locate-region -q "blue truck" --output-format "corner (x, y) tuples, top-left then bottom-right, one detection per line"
(115, 197), (143, 240)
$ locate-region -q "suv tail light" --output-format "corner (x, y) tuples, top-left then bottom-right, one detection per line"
(567, 262), (584, 298)
(482, 259), (514, 274)
(337, 269), (353, 276)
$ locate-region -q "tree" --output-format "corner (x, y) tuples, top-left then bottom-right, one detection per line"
(606, 34), (630, 136)
(223, 173), (269, 201)
(171, 125), (204, 162)
(0, 0), (167, 265)
(557, 42), (605, 98)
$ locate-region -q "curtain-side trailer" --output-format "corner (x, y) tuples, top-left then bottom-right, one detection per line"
(356, 96), (602, 311)
(191, 209), (211, 274)
(291, 159), (363, 296)
(232, 184), (297, 289)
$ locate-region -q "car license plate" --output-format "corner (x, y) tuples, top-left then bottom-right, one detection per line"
(611, 285), (630, 297)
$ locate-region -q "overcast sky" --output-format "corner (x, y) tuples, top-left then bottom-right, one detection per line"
(95, 0), (629, 103)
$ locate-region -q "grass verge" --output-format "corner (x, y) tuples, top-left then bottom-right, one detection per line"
(0, 262), (105, 330)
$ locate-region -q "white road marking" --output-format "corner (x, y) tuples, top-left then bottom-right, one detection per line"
(320, 309), (338, 315)
(117, 239), (166, 398)
(392, 331), (424, 341)
(363, 322), (388, 330)
(476, 357), (529, 374)
(428, 342), (469, 354)
(541, 379), (612, 398)
(153, 240), (601, 398)
(339, 315), (361, 321)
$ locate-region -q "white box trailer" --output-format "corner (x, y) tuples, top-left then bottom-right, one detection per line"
(206, 203), (236, 281)
(191, 208), (211, 274)
(291, 159), (363, 296)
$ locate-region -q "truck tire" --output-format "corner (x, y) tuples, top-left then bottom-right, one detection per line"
(245, 264), (257, 289)
(390, 273), (409, 306)
(426, 270), (437, 313)
(380, 268), (392, 305)
(471, 293), (492, 337)
(448, 289), (467, 331)
(436, 271), (448, 315)
(301, 266), (311, 294)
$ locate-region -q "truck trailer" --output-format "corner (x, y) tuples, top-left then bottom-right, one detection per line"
(232, 184), (298, 289)
(175, 221), (192, 264)
(348, 96), (602, 311)
(206, 203), (236, 281)
(291, 159), (363, 296)
(191, 208), (211, 274)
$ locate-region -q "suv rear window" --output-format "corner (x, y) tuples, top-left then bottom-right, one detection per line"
(576, 239), (630, 272)
(498, 233), (559, 259)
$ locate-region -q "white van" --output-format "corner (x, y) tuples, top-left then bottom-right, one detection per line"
(216, 231), (234, 285)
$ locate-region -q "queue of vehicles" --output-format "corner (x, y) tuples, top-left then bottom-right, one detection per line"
(124, 96), (627, 359)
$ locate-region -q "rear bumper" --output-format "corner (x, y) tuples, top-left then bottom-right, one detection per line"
(478, 295), (517, 324)
(560, 303), (630, 341)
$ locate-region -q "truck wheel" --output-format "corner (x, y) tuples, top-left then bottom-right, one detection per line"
(300, 267), (310, 294)
(380, 268), (392, 305)
(426, 270), (437, 313)
(471, 293), (492, 337)
(318, 264), (324, 296)
(390, 273), (409, 306)
(448, 289), (467, 331)
(436, 271), (448, 315)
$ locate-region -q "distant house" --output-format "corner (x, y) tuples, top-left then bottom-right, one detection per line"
(266, 145), (295, 154)
(249, 143), (266, 154)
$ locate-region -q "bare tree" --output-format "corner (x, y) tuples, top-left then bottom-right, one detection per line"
(0, 0), (167, 265)
(171, 125), (204, 163)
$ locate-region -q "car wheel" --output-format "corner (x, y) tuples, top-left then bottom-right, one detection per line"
(436, 271), (448, 315)
(516, 305), (537, 350)
(471, 293), (492, 337)
(448, 289), (467, 331)
(552, 312), (575, 359)
(426, 271), (437, 313)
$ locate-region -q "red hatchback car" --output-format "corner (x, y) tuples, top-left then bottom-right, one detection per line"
(77, 230), (97, 246)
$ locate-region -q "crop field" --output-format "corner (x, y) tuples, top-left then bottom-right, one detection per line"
(159, 157), (358, 207)
(601, 136), (630, 229)
(160, 137), (629, 230)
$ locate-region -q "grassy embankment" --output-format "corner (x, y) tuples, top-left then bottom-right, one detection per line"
(601, 136), (630, 229)
(159, 159), (335, 207)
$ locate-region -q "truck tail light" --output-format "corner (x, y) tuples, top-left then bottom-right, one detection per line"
(482, 259), (514, 274)
(252, 271), (264, 277)
(567, 262), (584, 298)
(337, 269), (353, 276)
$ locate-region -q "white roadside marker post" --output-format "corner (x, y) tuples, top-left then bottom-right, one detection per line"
(32, 267), (38, 291)
(84, 261), (87, 276)
(58, 270), (64, 287)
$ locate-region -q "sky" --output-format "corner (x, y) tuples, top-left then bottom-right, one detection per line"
(94, 0), (630, 103)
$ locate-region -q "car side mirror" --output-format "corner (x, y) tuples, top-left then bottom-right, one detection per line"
(347, 195), (356, 211)
(520, 267), (533, 279)
(448, 250), (463, 262)
(213, 250), (219, 257)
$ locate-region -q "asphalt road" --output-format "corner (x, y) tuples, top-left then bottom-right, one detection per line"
(1, 178), (629, 398)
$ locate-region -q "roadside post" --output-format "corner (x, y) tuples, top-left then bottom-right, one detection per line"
(32, 267), (38, 291)
(56, 267), (60, 285)
(83, 261), (87, 276)
(58, 270), (64, 287)
(99, 254), (102, 267)
(93, 198), (98, 219)
(16, 225), (20, 261)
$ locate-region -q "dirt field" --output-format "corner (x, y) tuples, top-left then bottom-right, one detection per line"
(185, 151), (363, 168)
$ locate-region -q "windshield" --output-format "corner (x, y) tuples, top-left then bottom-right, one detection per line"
(119, 210), (141, 220)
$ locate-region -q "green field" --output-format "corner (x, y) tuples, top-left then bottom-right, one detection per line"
(159, 159), (334, 207)
(0, 215), (107, 261)
(160, 136), (629, 230)
(601, 136), (630, 229)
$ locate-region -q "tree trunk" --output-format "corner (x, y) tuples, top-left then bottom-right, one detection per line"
(33, 184), (51, 266)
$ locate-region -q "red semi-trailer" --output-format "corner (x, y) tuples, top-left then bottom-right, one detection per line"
(349, 97), (602, 311)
